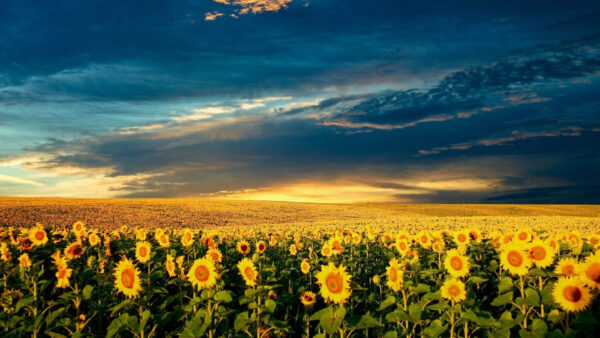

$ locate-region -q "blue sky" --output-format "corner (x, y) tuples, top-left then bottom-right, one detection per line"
(1, 0), (599, 202)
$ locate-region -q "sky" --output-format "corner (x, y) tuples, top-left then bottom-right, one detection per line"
(1, 0), (599, 203)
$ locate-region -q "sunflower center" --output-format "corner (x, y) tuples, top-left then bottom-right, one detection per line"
(518, 232), (528, 240)
(420, 235), (428, 243)
(448, 285), (460, 297)
(259, 243), (265, 251)
(562, 286), (582, 302)
(390, 267), (398, 282)
(457, 234), (466, 242)
(450, 256), (463, 270)
(244, 266), (255, 280)
(325, 273), (343, 294)
(121, 269), (135, 289)
(585, 263), (600, 283)
(211, 252), (219, 261)
(399, 242), (406, 250)
(59, 268), (67, 278)
(139, 247), (147, 257)
(507, 251), (523, 267)
(530, 246), (546, 260)
(35, 231), (45, 241)
(563, 265), (575, 276)
(194, 265), (210, 281)
(470, 232), (478, 240)
(241, 244), (248, 251)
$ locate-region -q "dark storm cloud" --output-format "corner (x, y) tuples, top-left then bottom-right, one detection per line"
(2, 0), (600, 201)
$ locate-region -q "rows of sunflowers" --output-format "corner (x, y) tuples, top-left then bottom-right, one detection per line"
(0, 221), (599, 337)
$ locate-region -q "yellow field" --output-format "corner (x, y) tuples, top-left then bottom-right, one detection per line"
(0, 198), (598, 234)
(1, 199), (599, 336)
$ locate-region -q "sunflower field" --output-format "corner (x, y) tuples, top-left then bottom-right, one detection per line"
(0, 221), (599, 337)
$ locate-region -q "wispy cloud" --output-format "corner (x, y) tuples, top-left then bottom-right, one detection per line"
(419, 127), (584, 155)
(205, 0), (297, 20)
(0, 174), (44, 187)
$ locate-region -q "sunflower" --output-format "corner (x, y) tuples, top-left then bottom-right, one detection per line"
(237, 258), (258, 287)
(441, 278), (466, 303)
(589, 235), (600, 247)
(499, 243), (532, 276)
(468, 229), (482, 243)
(18, 253), (31, 269)
(72, 221), (86, 237)
(386, 258), (404, 292)
(256, 241), (267, 253)
(88, 233), (100, 246)
(56, 265), (72, 288)
(444, 249), (470, 278)
(289, 244), (297, 256)
(352, 233), (361, 245)
(552, 277), (592, 312)
(515, 228), (533, 243)
(165, 254), (176, 277)
(29, 225), (48, 246)
(316, 262), (352, 304)
(527, 239), (555, 268)
(301, 259), (310, 274)
(135, 241), (151, 264)
(300, 291), (317, 306)
(120, 225), (128, 234)
(554, 257), (578, 277)
(577, 251), (600, 289)
(0, 242), (11, 262)
(453, 231), (470, 247)
(416, 231), (431, 249)
(236, 240), (251, 255)
(321, 243), (333, 257)
(65, 242), (85, 260)
(206, 248), (223, 263)
(135, 228), (147, 241)
(181, 229), (194, 247)
(157, 233), (170, 248)
(187, 257), (218, 291)
(395, 239), (410, 256)
(114, 258), (142, 298)
(176, 256), (186, 280)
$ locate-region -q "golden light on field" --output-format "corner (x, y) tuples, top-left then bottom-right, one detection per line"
(215, 181), (429, 203)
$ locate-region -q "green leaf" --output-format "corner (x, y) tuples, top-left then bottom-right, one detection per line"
(491, 291), (513, 306)
(106, 313), (129, 338)
(531, 319), (548, 337)
(82, 285), (94, 300)
(45, 308), (65, 328)
(320, 306), (346, 336)
(234, 312), (249, 331)
(347, 314), (382, 329)
(213, 290), (233, 303)
(547, 309), (563, 323)
(110, 300), (132, 315)
(428, 303), (448, 311)
(516, 288), (540, 306)
(414, 283), (431, 293)
(15, 296), (35, 313)
(140, 310), (151, 332)
(498, 277), (513, 294)
(384, 331), (398, 338)
(378, 295), (396, 311)
(468, 276), (488, 284)
(498, 311), (521, 329)
(423, 319), (447, 337)
(408, 303), (422, 322)
(264, 299), (276, 313)
(309, 307), (331, 321)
